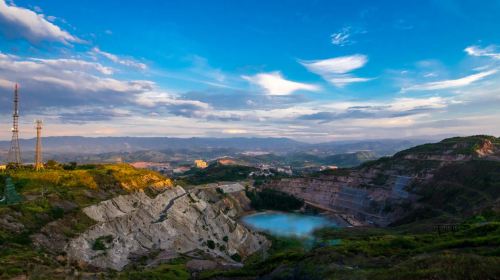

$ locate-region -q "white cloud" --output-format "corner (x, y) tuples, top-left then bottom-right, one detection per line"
(389, 97), (449, 111)
(327, 76), (373, 87)
(0, 52), (152, 94)
(31, 58), (114, 75)
(242, 71), (319, 95)
(222, 129), (247, 134)
(331, 27), (351, 46)
(465, 45), (500, 59)
(300, 55), (371, 87)
(91, 47), (147, 70)
(134, 91), (210, 109)
(403, 69), (497, 91)
(0, 0), (82, 44)
(300, 55), (367, 74)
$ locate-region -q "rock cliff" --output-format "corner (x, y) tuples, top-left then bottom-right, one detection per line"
(263, 136), (500, 226)
(66, 186), (268, 270)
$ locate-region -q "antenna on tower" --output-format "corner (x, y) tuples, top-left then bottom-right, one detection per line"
(7, 84), (22, 166)
(35, 120), (43, 171)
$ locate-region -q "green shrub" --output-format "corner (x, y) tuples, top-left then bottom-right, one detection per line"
(92, 235), (113, 251)
(230, 253), (241, 262)
(246, 188), (303, 211)
(50, 206), (65, 219)
(207, 240), (215, 249)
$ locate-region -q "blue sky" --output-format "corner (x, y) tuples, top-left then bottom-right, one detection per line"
(0, 0), (499, 141)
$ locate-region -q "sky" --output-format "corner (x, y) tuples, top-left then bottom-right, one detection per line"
(0, 0), (499, 142)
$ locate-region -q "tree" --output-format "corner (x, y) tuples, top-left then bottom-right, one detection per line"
(0, 177), (22, 205)
(45, 160), (61, 170)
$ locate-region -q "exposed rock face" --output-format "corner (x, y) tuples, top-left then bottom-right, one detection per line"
(66, 186), (268, 270)
(265, 175), (409, 226)
(264, 136), (500, 227)
(476, 139), (500, 159)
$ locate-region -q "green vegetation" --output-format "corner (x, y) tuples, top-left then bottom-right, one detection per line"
(117, 258), (190, 280)
(0, 163), (172, 279)
(246, 188), (304, 211)
(322, 150), (377, 167)
(178, 163), (257, 185)
(92, 235), (114, 251)
(201, 216), (500, 279)
(394, 135), (499, 158)
(206, 240), (216, 250)
(0, 177), (22, 205)
(391, 160), (500, 226)
(230, 253), (242, 262)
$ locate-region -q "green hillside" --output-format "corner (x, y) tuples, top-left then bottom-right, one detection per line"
(0, 164), (172, 279)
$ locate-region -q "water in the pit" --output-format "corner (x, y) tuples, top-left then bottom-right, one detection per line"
(242, 212), (337, 238)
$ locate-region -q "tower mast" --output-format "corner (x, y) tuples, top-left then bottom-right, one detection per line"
(8, 84), (22, 165)
(35, 120), (43, 171)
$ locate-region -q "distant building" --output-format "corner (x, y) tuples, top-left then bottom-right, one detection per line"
(194, 159), (208, 169)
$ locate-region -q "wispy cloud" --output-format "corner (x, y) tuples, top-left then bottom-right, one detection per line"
(0, 0), (83, 44)
(300, 55), (372, 87)
(296, 96), (450, 123)
(91, 47), (147, 70)
(326, 76), (372, 87)
(465, 45), (500, 60)
(242, 71), (319, 95)
(330, 26), (366, 46)
(330, 26), (352, 46)
(403, 69), (497, 92)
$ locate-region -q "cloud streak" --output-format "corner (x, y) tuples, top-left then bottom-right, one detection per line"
(91, 47), (147, 70)
(403, 69), (497, 91)
(465, 45), (500, 60)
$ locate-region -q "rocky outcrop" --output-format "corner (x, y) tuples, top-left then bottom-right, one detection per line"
(264, 136), (500, 227)
(265, 175), (406, 226)
(66, 186), (268, 271)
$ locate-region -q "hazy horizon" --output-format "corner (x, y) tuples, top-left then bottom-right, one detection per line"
(0, 133), (480, 145)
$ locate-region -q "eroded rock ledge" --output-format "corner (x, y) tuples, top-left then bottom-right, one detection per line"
(66, 186), (268, 270)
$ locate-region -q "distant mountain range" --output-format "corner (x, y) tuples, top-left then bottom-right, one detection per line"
(0, 136), (431, 163)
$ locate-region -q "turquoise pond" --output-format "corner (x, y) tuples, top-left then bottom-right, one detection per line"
(242, 212), (337, 238)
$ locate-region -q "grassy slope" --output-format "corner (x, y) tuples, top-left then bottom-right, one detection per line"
(0, 164), (174, 279)
(198, 214), (500, 280)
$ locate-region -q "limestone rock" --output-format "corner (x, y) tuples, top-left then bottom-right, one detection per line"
(66, 186), (268, 270)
